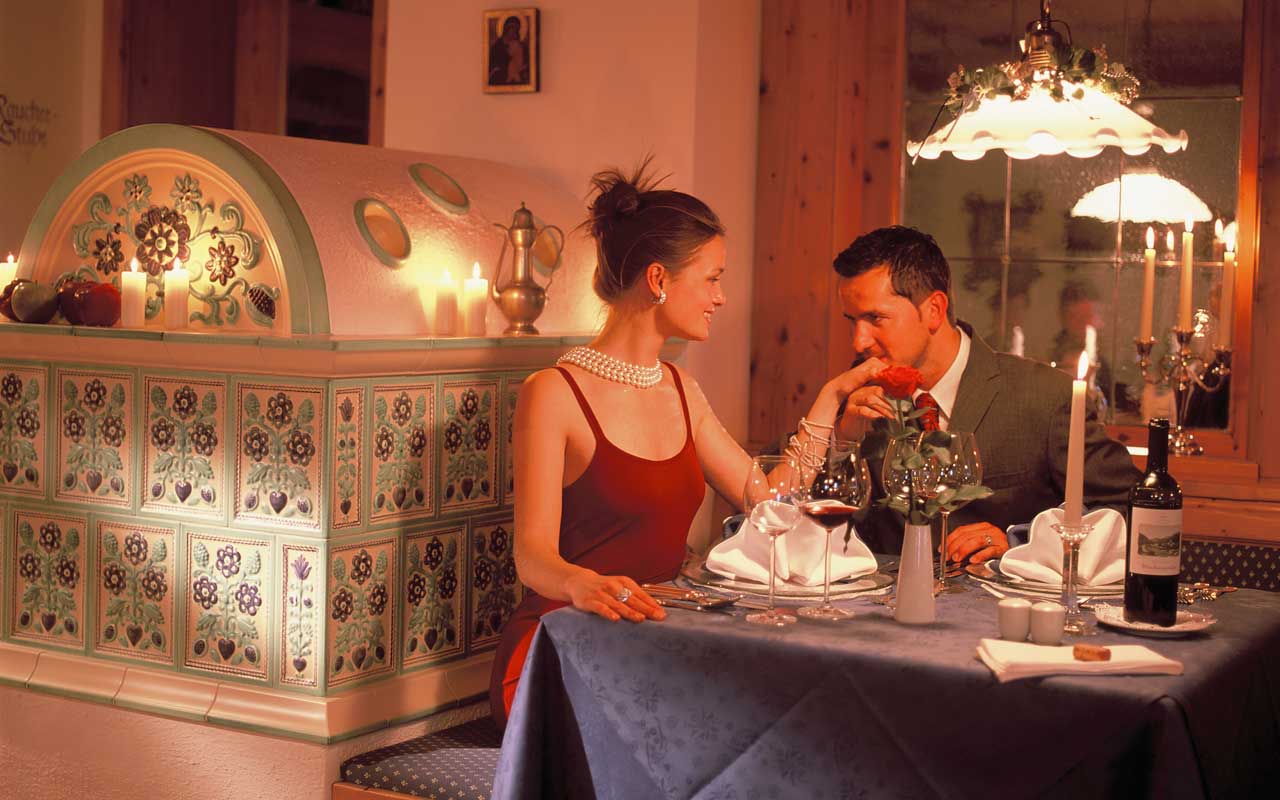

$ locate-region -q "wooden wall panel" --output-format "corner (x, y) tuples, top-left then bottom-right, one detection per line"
(749, 0), (905, 448)
(234, 0), (289, 135)
(749, 0), (841, 448)
(1250, 0), (1280, 478)
(369, 0), (388, 147)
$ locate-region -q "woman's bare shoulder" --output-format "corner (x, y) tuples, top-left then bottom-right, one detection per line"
(667, 363), (711, 412)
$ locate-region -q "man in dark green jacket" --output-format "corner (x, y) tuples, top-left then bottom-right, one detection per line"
(834, 226), (1140, 560)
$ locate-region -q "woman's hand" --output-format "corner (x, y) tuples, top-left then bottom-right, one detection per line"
(564, 571), (666, 623)
(824, 357), (889, 405)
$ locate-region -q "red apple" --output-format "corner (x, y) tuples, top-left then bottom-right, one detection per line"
(79, 282), (122, 326)
(58, 280), (95, 324)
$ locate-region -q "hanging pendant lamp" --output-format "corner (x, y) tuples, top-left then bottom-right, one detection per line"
(907, 1), (1188, 162)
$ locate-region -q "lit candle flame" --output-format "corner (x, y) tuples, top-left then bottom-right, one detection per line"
(1214, 218), (1224, 239)
(1226, 231), (1237, 254)
(1166, 230), (1175, 252)
(1184, 215), (1194, 233)
(472, 261), (481, 280)
(172, 257), (182, 272)
(1076, 351), (1090, 381)
(130, 257), (140, 274)
(5, 253), (13, 265)
(1145, 227), (1154, 250)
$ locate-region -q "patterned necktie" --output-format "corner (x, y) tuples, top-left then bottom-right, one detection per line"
(915, 392), (941, 432)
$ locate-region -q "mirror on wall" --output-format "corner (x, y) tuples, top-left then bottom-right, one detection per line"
(902, 0), (1244, 429)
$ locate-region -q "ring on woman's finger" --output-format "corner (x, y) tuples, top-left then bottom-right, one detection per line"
(615, 587), (632, 604)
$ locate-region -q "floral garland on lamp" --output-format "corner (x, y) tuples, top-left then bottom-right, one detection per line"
(944, 44), (1140, 117)
(871, 366), (992, 526)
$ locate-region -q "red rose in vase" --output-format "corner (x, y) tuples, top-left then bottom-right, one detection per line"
(872, 365), (923, 399)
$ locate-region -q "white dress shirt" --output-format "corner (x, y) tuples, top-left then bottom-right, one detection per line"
(913, 328), (970, 431)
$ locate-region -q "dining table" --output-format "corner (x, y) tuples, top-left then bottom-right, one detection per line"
(491, 567), (1280, 799)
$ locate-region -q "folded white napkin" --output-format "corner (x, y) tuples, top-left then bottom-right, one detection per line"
(706, 501), (877, 586)
(999, 507), (1126, 586)
(977, 638), (1184, 683)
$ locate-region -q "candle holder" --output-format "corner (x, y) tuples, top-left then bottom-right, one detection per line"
(1052, 521), (1096, 636)
(1134, 321), (1231, 457)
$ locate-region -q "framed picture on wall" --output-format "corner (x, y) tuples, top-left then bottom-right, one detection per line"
(483, 8), (540, 93)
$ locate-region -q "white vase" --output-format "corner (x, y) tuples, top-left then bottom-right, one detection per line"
(895, 522), (936, 624)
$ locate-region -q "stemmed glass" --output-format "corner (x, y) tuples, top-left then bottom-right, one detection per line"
(918, 431), (983, 594)
(796, 439), (871, 621)
(743, 455), (803, 627)
(1054, 521), (1097, 636)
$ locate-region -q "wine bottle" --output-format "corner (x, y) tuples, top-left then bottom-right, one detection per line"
(1124, 418), (1182, 626)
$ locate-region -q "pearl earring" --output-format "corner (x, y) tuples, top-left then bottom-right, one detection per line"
(653, 290), (666, 305)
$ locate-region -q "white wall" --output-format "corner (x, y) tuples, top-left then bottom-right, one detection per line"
(0, 0), (102, 256)
(385, 0), (761, 541)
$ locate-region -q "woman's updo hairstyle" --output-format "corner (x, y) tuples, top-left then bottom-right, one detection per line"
(584, 157), (724, 304)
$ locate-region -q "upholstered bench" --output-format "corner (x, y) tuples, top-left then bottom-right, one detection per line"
(333, 716), (502, 800)
(1181, 538), (1280, 592)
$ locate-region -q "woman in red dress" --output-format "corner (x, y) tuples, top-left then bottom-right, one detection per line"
(489, 162), (886, 727)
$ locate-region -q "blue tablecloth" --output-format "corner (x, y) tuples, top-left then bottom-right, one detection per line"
(492, 583), (1280, 799)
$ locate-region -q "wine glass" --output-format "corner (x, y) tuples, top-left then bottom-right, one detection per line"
(917, 431), (983, 594)
(796, 438), (871, 620)
(743, 455), (804, 627)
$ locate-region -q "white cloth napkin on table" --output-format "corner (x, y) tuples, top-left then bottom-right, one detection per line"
(977, 638), (1184, 683)
(999, 507), (1127, 586)
(706, 500), (877, 586)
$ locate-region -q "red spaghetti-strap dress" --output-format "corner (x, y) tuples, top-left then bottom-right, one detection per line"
(488, 363), (705, 728)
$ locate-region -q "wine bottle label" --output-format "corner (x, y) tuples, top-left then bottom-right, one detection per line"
(1129, 508), (1182, 576)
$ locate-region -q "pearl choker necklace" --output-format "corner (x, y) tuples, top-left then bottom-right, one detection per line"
(557, 346), (663, 389)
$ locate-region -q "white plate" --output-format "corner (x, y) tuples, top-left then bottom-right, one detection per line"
(1091, 603), (1217, 637)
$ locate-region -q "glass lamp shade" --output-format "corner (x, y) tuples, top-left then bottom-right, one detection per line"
(1070, 172), (1213, 224)
(908, 81), (1189, 161)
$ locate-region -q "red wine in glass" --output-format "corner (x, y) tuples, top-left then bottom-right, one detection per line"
(802, 502), (859, 530)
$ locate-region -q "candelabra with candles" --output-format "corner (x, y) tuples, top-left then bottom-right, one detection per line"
(1134, 316), (1230, 457)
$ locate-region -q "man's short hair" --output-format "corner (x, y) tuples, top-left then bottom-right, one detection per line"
(833, 226), (953, 319)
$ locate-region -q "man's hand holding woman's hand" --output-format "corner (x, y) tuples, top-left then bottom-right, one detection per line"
(565, 570), (665, 623)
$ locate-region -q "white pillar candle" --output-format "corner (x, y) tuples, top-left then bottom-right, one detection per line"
(1179, 217), (1194, 330)
(461, 261), (489, 337)
(1064, 351), (1089, 528)
(417, 284), (434, 334)
(121, 257), (147, 328)
(1140, 227), (1155, 340)
(0, 253), (16, 289)
(164, 258), (190, 329)
(1218, 236), (1235, 348)
(434, 268), (458, 336)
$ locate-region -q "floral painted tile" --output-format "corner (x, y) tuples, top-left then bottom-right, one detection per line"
(234, 383), (323, 530)
(95, 521), (175, 664)
(141, 375), (226, 518)
(55, 369), (133, 508)
(331, 388), (363, 530)
(403, 527), (464, 669)
(0, 365), (47, 497)
(11, 510), (87, 647)
(370, 383), (434, 522)
(501, 377), (524, 506)
(328, 538), (397, 687)
(440, 380), (498, 512)
(184, 532), (271, 680)
(468, 518), (521, 651)
(280, 543), (321, 688)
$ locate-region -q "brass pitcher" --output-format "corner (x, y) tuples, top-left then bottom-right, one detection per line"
(490, 203), (562, 335)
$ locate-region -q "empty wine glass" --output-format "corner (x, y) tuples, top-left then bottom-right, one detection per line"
(796, 438), (871, 620)
(917, 431), (983, 593)
(743, 455), (803, 626)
